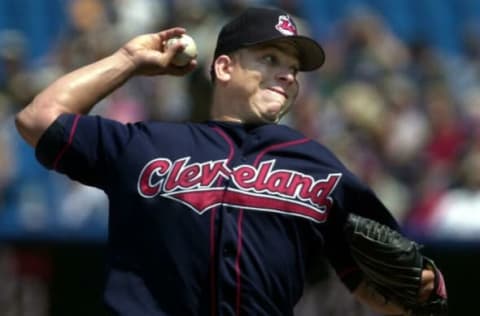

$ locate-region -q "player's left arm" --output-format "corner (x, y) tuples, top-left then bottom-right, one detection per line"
(325, 214), (439, 316)
(345, 214), (448, 316)
(326, 173), (446, 315)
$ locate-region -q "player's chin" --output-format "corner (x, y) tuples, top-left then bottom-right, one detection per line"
(260, 110), (284, 124)
(269, 104), (291, 123)
(255, 100), (290, 123)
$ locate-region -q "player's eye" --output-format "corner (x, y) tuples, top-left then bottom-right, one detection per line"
(262, 54), (278, 66)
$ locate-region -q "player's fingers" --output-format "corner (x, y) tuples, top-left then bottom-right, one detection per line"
(156, 27), (186, 47)
(168, 59), (198, 76)
(161, 42), (188, 66)
(418, 269), (435, 302)
(420, 269), (435, 285)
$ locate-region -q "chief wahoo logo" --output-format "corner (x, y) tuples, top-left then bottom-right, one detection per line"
(275, 15), (297, 36)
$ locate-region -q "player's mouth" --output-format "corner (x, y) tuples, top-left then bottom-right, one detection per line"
(267, 88), (288, 99)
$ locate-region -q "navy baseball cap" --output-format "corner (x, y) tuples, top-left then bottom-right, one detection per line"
(213, 7), (325, 71)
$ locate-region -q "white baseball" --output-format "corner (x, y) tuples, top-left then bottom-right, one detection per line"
(166, 34), (198, 66)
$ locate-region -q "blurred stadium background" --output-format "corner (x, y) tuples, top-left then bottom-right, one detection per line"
(1, 0), (479, 315)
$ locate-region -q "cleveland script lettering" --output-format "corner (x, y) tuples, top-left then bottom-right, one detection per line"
(137, 157), (342, 222)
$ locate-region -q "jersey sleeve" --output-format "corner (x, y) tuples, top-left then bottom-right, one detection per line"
(35, 113), (134, 189)
(338, 172), (400, 230)
(323, 171), (401, 292)
(322, 204), (363, 292)
(309, 141), (400, 230)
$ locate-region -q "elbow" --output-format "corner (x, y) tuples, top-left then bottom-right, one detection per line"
(15, 105), (38, 147)
(15, 98), (61, 147)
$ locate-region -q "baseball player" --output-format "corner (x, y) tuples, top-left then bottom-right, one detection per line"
(16, 6), (446, 316)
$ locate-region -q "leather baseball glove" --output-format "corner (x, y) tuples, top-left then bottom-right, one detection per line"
(344, 213), (448, 316)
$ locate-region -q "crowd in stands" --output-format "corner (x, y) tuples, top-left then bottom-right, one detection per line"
(1, 0), (479, 315)
(1, 0), (480, 241)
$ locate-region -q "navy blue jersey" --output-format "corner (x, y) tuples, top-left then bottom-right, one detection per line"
(35, 114), (399, 316)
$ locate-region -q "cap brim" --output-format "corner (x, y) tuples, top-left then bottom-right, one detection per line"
(243, 36), (325, 71)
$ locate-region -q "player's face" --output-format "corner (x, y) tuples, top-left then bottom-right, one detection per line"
(229, 42), (300, 123)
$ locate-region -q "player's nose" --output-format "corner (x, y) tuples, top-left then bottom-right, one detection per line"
(276, 69), (296, 86)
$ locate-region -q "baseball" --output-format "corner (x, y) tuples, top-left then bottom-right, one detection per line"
(166, 34), (198, 66)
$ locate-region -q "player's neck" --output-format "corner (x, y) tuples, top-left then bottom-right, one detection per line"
(210, 91), (243, 123)
(210, 87), (273, 125)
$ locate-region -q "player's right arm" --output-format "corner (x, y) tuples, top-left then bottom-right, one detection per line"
(15, 27), (196, 147)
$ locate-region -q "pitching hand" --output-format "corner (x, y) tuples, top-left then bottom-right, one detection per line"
(118, 27), (197, 77)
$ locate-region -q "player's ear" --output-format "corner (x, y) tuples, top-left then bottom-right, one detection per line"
(214, 55), (234, 82)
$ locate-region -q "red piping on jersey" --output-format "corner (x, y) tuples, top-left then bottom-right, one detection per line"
(53, 114), (81, 170)
(253, 138), (310, 166)
(210, 126), (235, 316)
(235, 209), (244, 316)
(209, 205), (217, 316)
(210, 126), (310, 315)
(232, 136), (309, 315)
